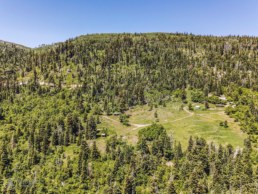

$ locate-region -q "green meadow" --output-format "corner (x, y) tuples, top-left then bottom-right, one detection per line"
(98, 101), (247, 150)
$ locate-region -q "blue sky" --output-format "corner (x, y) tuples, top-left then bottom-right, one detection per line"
(1, 0), (258, 47)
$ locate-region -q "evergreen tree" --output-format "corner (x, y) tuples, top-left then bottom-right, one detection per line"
(150, 176), (159, 194)
(51, 131), (59, 146)
(78, 140), (90, 172)
(123, 175), (135, 194)
(80, 160), (88, 183)
(187, 164), (208, 194)
(91, 141), (100, 160)
(0, 144), (10, 175)
(87, 116), (97, 139)
(166, 181), (177, 194)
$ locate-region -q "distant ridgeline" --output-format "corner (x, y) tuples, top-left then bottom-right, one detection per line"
(0, 33), (257, 193)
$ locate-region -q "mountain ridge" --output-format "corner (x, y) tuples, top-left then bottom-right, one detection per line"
(2, 32), (258, 49)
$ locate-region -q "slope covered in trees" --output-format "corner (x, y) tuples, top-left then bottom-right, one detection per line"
(0, 33), (257, 193)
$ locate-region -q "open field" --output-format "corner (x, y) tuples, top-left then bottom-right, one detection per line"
(97, 101), (247, 150)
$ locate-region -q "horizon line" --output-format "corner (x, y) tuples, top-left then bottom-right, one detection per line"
(2, 31), (258, 49)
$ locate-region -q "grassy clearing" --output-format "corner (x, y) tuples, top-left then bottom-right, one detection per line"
(97, 101), (247, 150)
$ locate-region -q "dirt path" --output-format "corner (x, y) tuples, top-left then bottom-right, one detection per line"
(102, 116), (120, 124)
(183, 107), (194, 115)
(169, 107), (194, 123)
(102, 107), (224, 130)
(102, 116), (151, 130)
(132, 124), (151, 130)
(19, 80), (82, 89)
(169, 115), (193, 123)
(129, 106), (194, 126)
(208, 112), (226, 116)
(196, 114), (218, 121)
(170, 108), (224, 123)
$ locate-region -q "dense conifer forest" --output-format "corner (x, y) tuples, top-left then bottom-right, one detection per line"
(0, 33), (257, 193)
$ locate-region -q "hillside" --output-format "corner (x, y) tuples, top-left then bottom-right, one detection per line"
(0, 40), (29, 49)
(0, 33), (257, 193)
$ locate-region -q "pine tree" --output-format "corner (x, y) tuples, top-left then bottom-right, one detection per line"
(150, 176), (159, 194)
(174, 142), (183, 159)
(0, 107), (4, 120)
(78, 140), (90, 172)
(51, 131), (59, 146)
(166, 181), (177, 194)
(187, 164), (208, 194)
(137, 138), (150, 155)
(88, 116), (97, 139)
(123, 175), (135, 194)
(42, 134), (49, 155)
(66, 113), (80, 136)
(91, 141), (100, 160)
(154, 110), (158, 118)
(80, 160), (88, 183)
(0, 144), (10, 175)
(64, 129), (70, 146)
(204, 101), (209, 109)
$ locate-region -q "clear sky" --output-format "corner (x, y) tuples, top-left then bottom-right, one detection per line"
(1, 0), (258, 47)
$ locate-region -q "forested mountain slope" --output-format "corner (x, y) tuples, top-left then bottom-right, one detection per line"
(2, 33), (258, 140)
(0, 33), (257, 193)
